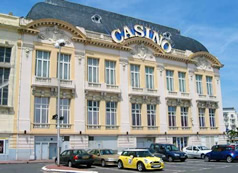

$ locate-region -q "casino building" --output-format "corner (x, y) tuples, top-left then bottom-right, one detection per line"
(0, 0), (226, 160)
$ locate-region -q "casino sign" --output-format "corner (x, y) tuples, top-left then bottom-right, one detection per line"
(111, 24), (172, 53)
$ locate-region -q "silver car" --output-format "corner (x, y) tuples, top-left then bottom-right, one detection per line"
(183, 145), (211, 159)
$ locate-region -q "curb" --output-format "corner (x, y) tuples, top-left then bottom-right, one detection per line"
(0, 161), (54, 164)
(42, 166), (98, 173)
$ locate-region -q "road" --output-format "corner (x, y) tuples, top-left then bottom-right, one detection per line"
(1, 159), (238, 173)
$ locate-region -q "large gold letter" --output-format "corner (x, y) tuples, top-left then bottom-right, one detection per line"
(111, 29), (123, 43)
(134, 25), (145, 37)
(123, 26), (134, 39)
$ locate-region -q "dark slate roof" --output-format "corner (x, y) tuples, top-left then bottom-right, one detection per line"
(26, 0), (208, 53)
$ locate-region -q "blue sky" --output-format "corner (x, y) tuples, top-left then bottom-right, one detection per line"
(1, 0), (238, 111)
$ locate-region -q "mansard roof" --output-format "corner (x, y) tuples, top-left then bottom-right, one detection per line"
(26, 0), (208, 53)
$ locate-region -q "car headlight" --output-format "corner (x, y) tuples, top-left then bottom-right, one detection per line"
(144, 159), (149, 164)
(184, 153), (187, 156)
(174, 154), (179, 156)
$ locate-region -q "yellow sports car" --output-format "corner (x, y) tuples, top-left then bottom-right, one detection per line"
(118, 149), (164, 172)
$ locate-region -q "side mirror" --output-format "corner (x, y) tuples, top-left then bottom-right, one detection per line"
(130, 155), (134, 159)
(97, 153), (100, 156)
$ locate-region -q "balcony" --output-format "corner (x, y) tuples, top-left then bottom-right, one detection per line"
(85, 82), (120, 93)
(181, 127), (191, 130)
(210, 127), (218, 130)
(32, 123), (72, 129)
(197, 93), (217, 101)
(166, 91), (190, 99)
(199, 127), (208, 130)
(32, 76), (75, 89)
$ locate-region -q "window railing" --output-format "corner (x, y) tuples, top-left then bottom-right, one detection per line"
(87, 124), (101, 129)
(199, 127), (208, 130)
(35, 77), (51, 83)
(148, 126), (159, 130)
(181, 92), (190, 97)
(198, 94), (206, 98)
(88, 82), (101, 88)
(105, 125), (119, 130)
(168, 91), (177, 95)
(131, 125), (143, 130)
(60, 79), (72, 85)
(181, 127), (191, 130)
(209, 95), (216, 99)
(33, 123), (50, 128)
(132, 87), (143, 92)
(169, 126), (179, 130)
(210, 127), (218, 130)
(57, 124), (72, 129)
(106, 84), (119, 89)
(147, 88), (157, 93)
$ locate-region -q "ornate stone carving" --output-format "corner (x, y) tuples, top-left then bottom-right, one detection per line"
(157, 65), (165, 76)
(38, 26), (71, 44)
(85, 91), (121, 102)
(130, 44), (154, 60)
(167, 99), (191, 107)
(119, 58), (128, 71)
(195, 57), (212, 70)
(197, 101), (218, 109)
(129, 95), (160, 104)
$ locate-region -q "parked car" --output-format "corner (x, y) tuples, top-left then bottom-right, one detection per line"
(118, 149), (164, 172)
(204, 145), (238, 163)
(149, 143), (187, 162)
(183, 145), (211, 158)
(89, 149), (119, 166)
(55, 149), (94, 167)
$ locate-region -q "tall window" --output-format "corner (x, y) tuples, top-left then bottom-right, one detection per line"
(35, 51), (50, 77)
(132, 103), (141, 126)
(147, 104), (156, 126)
(58, 53), (70, 80)
(0, 68), (10, 105)
(178, 72), (186, 92)
(206, 76), (213, 96)
(168, 106), (176, 127)
(88, 58), (99, 83)
(130, 64), (140, 88)
(145, 67), (154, 89)
(106, 102), (117, 126)
(34, 97), (49, 124)
(87, 100), (99, 125)
(209, 109), (216, 127)
(196, 75), (203, 94)
(199, 108), (205, 127)
(181, 107), (188, 127)
(105, 61), (116, 85)
(0, 46), (11, 63)
(166, 70), (174, 91)
(59, 99), (70, 124)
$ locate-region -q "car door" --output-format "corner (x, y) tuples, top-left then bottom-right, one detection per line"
(193, 146), (200, 158)
(184, 146), (193, 158)
(127, 151), (136, 169)
(120, 151), (130, 168)
(60, 150), (68, 164)
(210, 146), (220, 160)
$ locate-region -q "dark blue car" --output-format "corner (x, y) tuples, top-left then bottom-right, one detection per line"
(204, 145), (238, 163)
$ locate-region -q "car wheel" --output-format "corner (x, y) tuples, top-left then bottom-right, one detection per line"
(227, 156), (233, 163)
(55, 158), (57, 164)
(87, 164), (92, 168)
(118, 160), (123, 169)
(204, 156), (210, 162)
(68, 161), (72, 167)
(137, 162), (145, 172)
(201, 154), (205, 159)
(101, 160), (106, 167)
(168, 156), (173, 162)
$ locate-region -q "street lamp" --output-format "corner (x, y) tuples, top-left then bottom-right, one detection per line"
(54, 39), (66, 166)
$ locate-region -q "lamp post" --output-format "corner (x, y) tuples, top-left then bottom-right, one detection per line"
(54, 39), (66, 166)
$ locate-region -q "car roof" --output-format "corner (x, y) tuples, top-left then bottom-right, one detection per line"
(152, 143), (174, 145)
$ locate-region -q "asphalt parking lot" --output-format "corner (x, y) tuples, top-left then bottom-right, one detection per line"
(86, 159), (238, 173)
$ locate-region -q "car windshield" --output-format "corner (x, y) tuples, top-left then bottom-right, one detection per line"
(166, 145), (179, 151)
(135, 151), (153, 157)
(100, 149), (114, 155)
(198, 146), (209, 150)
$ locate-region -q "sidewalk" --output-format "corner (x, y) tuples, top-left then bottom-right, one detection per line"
(42, 164), (97, 173)
(0, 159), (54, 164)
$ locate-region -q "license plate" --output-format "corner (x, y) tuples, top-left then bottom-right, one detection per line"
(180, 156), (185, 158)
(152, 165), (161, 168)
(82, 156), (89, 159)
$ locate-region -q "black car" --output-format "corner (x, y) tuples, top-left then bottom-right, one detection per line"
(55, 149), (94, 167)
(150, 143), (187, 162)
